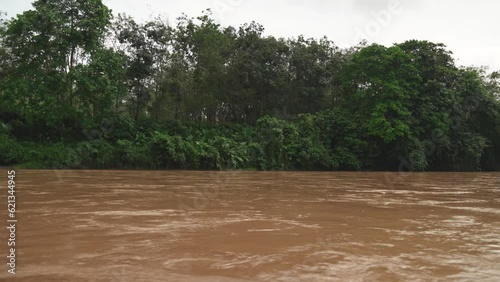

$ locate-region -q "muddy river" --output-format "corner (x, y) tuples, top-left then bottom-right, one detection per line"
(1, 170), (499, 281)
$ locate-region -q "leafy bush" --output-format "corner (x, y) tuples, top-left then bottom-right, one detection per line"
(76, 139), (118, 169)
(0, 134), (25, 165)
(116, 133), (152, 169)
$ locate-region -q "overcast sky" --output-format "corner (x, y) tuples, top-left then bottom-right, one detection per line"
(2, 0), (499, 71)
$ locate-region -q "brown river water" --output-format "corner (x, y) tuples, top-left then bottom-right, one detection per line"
(1, 170), (499, 281)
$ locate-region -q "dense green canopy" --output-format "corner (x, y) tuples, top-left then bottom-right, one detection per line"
(1, 1), (499, 171)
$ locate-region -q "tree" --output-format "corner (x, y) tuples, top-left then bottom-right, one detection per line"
(74, 48), (127, 122)
(395, 41), (457, 169)
(190, 11), (232, 122)
(341, 44), (422, 169)
(0, 11), (10, 95)
(112, 14), (154, 121)
(342, 44), (420, 141)
(1, 0), (112, 138)
(225, 22), (289, 123)
(287, 36), (340, 114)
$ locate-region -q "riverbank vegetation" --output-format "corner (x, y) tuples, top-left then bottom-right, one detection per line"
(1, 1), (499, 171)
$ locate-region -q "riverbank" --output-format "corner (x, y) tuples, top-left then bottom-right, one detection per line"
(1, 110), (499, 172)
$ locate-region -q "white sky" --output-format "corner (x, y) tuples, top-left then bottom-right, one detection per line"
(2, 0), (499, 71)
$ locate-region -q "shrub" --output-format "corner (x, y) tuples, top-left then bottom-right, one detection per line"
(0, 134), (25, 165)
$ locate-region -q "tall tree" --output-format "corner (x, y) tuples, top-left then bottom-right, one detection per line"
(112, 14), (154, 121)
(1, 0), (112, 137)
(341, 44), (422, 169)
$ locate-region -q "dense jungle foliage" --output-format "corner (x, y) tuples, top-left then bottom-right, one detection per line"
(1, 0), (499, 171)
